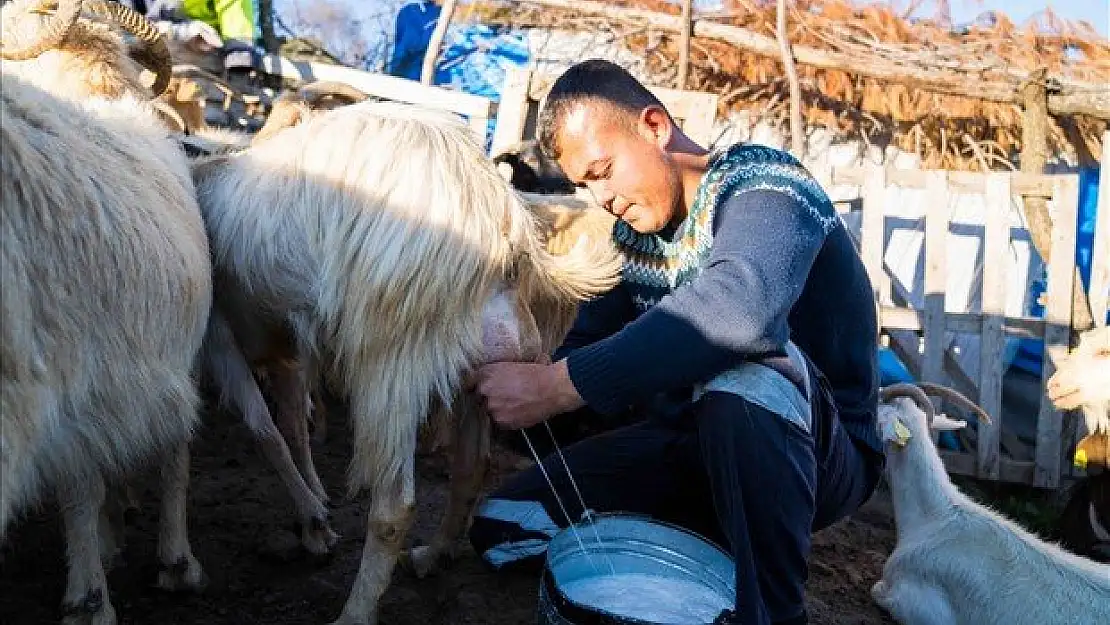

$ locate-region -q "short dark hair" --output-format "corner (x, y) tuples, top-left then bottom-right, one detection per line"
(536, 59), (668, 160)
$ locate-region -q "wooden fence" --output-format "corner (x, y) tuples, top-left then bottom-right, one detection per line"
(835, 163), (1107, 489)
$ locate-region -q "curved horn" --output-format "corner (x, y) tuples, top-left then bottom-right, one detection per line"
(915, 382), (994, 425)
(0, 0), (83, 60)
(879, 383), (937, 423)
(297, 81), (370, 107)
(252, 100), (308, 145)
(84, 0), (171, 97)
(151, 99), (187, 133)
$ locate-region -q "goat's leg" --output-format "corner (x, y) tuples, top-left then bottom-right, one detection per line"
(247, 382), (338, 555)
(204, 311), (336, 554)
(97, 480), (142, 573)
(155, 442), (207, 592)
(269, 359), (329, 503)
(57, 473), (118, 625)
(403, 398), (490, 578)
(306, 358), (329, 446)
(871, 575), (956, 625)
(329, 464), (417, 625)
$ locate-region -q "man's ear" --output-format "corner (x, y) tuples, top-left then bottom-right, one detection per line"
(637, 105), (674, 147)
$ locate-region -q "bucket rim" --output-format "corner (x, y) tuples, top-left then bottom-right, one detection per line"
(540, 512), (735, 625)
(545, 511), (733, 562)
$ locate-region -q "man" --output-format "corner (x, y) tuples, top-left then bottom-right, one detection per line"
(129, 0), (259, 74)
(387, 0), (442, 81)
(468, 59), (885, 625)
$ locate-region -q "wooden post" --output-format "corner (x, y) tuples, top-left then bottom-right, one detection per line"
(923, 171), (951, 444)
(489, 68), (533, 157)
(861, 164), (890, 304)
(923, 171), (951, 387)
(258, 0), (278, 54)
(776, 0), (804, 159)
(1089, 131), (1110, 328)
(1020, 68), (1094, 332)
(421, 0), (458, 86)
(978, 173), (1010, 480)
(677, 0), (693, 90)
(1035, 175), (1080, 488)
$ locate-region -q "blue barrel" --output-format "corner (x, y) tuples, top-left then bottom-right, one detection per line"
(536, 513), (737, 625)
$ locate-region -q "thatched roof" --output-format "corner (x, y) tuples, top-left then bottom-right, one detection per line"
(469, 0), (1109, 170)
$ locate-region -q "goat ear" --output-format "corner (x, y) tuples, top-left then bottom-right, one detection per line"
(931, 413), (968, 431)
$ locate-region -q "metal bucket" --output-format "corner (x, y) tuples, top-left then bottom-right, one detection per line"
(536, 513), (736, 625)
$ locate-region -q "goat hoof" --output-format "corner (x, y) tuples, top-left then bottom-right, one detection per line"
(401, 544), (452, 579)
(301, 517), (339, 556)
(61, 587), (117, 625)
(155, 554), (208, 593)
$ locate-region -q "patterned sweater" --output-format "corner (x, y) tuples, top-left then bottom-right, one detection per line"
(557, 143), (883, 456)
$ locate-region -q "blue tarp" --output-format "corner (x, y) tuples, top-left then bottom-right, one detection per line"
(388, 4), (531, 152)
(435, 23), (531, 151)
(1010, 165), (1106, 376)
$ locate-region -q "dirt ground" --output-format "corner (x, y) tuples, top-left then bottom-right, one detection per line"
(0, 400), (898, 625)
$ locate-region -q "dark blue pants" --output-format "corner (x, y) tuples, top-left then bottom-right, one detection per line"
(469, 359), (881, 625)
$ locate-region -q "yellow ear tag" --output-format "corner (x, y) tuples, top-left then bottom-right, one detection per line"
(893, 420), (912, 446)
(882, 418), (913, 447)
(1074, 448), (1088, 470)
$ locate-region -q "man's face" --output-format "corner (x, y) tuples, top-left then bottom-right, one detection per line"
(555, 102), (681, 234)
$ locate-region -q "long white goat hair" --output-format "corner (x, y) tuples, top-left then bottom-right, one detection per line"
(872, 384), (1110, 625)
(0, 70), (211, 530)
(191, 100), (621, 496)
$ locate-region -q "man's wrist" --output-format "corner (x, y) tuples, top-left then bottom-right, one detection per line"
(547, 358), (585, 414)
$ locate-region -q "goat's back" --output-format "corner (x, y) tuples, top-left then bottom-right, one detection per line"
(0, 73), (212, 533)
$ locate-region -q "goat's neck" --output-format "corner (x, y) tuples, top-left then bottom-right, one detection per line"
(884, 423), (956, 538)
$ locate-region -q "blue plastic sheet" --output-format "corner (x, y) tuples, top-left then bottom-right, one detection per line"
(1010, 165), (1105, 376)
(388, 3), (531, 151)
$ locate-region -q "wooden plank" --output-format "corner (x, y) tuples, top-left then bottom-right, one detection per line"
(940, 451), (1036, 485)
(421, 0), (458, 85)
(831, 166), (1057, 198)
(1089, 130), (1110, 327)
(977, 173), (1010, 480)
(922, 171), (950, 386)
(861, 165), (890, 304)
(662, 87), (719, 147)
(489, 67), (533, 157)
(258, 55), (495, 120)
(879, 307), (1045, 339)
(1034, 175), (1080, 488)
(922, 171), (950, 444)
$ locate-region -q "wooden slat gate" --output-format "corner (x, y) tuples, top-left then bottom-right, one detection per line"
(838, 164), (1106, 488)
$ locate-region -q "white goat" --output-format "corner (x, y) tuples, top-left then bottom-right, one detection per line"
(1047, 325), (1110, 562)
(871, 382), (1110, 625)
(1, 1), (212, 622)
(189, 99), (620, 624)
(1048, 324), (1110, 440)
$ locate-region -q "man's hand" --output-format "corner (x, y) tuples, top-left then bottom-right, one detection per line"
(472, 359), (585, 430)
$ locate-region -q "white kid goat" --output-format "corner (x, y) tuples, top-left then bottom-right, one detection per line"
(871, 382), (1110, 625)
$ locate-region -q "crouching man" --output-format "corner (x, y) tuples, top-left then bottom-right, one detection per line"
(469, 59), (885, 625)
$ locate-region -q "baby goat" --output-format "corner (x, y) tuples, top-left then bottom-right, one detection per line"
(872, 382), (1110, 625)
